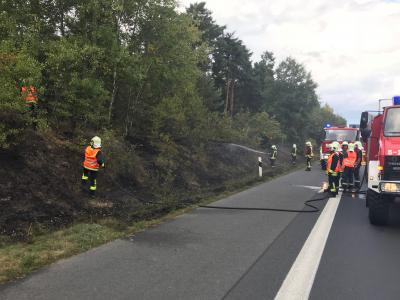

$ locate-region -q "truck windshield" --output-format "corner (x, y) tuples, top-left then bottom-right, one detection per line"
(324, 130), (357, 141)
(384, 108), (400, 136)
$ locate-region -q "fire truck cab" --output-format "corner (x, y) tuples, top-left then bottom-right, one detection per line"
(320, 126), (359, 169)
(361, 96), (400, 225)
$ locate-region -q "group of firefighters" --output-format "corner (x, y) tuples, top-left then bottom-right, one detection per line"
(268, 140), (363, 196)
(325, 141), (363, 196)
(268, 141), (314, 171)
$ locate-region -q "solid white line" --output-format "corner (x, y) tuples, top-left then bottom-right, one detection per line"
(274, 192), (342, 300)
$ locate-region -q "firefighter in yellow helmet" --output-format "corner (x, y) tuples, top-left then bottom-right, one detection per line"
(269, 145), (278, 167)
(82, 136), (105, 196)
(326, 142), (340, 196)
(291, 144), (297, 165)
(304, 141), (313, 171)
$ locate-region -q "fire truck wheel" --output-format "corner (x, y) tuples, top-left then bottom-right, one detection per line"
(368, 190), (389, 226)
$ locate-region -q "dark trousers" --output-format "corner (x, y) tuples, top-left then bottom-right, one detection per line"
(82, 167), (98, 195)
(342, 167), (354, 189)
(291, 154), (297, 164)
(354, 165), (361, 188)
(270, 158), (276, 167)
(306, 156), (312, 169)
(328, 173), (338, 195)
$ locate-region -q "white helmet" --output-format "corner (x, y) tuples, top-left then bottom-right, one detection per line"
(91, 136), (102, 149)
(348, 143), (355, 151)
(293, 144), (297, 148)
(271, 145), (277, 150)
(306, 141), (312, 146)
(355, 141), (363, 150)
(330, 142), (339, 151)
(342, 141), (349, 147)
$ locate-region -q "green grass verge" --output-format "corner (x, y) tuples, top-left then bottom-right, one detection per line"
(0, 165), (304, 284)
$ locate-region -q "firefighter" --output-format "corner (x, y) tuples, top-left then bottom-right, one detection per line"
(270, 145), (277, 168)
(342, 143), (357, 191)
(291, 144), (297, 165)
(354, 141), (363, 189)
(82, 136), (105, 196)
(21, 83), (38, 129)
(21, 84), (38, 106)
(337, 141), (346, 188)
(305, 141), (313, 171)
(326, 143), (341, 196)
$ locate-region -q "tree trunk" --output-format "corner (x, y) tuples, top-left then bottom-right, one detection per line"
(230, 80), (235, 117)
(224, 79), (231, 116)
(108, 66), (117, 124)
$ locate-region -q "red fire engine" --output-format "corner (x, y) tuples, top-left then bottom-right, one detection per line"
(361, 96), (400, 225)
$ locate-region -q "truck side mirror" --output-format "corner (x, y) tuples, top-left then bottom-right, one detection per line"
(361, 128), (371, 142)
(360, 111), (369, 129)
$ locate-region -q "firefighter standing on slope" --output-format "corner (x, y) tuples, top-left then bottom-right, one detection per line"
(21, 81), (39, 129)
(354, 141), (363, 189)
(82, 136), (105, 196)
(342, 143), (357, 191)
(305, 141), (313, 171)
(270, 145), (277, 168)
(291, 144), (297, 165)
(326, 142), (341, 196)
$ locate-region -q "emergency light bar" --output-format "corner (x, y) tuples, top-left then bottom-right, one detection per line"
(393, 96), (400, 105)
(325, 123), (332, 128)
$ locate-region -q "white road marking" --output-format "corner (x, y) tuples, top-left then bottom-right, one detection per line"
(274, 192), (342, 300)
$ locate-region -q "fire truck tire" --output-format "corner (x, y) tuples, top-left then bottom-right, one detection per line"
(368, 190), (389, 226)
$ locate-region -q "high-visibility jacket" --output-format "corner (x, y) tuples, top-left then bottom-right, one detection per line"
(327, 152), (341, 173)
(291, 147), (297, 156)
(271, 150), (277, 159)
(21, 85), (38, 104)
(343, 151), (357, 168)
(83, 146), (101, 171)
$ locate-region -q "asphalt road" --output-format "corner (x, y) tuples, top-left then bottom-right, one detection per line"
(2, 166), (400, 300)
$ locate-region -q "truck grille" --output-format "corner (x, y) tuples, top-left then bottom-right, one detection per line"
(383, 156), (400, 181)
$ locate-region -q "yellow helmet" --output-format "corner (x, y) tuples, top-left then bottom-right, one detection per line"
(91, 136), (102, 149)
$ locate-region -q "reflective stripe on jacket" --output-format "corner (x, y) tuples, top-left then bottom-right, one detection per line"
(343, 151), (357, 168)
(83, 146), (100, 171)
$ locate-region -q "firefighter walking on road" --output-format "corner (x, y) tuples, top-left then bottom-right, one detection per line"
(354, 141), (363, 189)
(342, 143), (357, 191)
(305, 141), (313, 171)
(291, 144), (297, 165)
(270, 145), (277, 168)
(326, 143), (341, 196)
(82, 136), (105, 196)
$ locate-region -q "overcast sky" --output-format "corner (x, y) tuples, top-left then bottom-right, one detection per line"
(178, 0), (400, 124)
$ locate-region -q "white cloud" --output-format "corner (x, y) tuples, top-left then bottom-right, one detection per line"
(178, 0), (400, 123)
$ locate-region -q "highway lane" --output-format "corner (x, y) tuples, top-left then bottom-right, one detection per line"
(0, 167), (326, 300)
(310, 191), (400, 300)
(7, 166), (400, 300)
